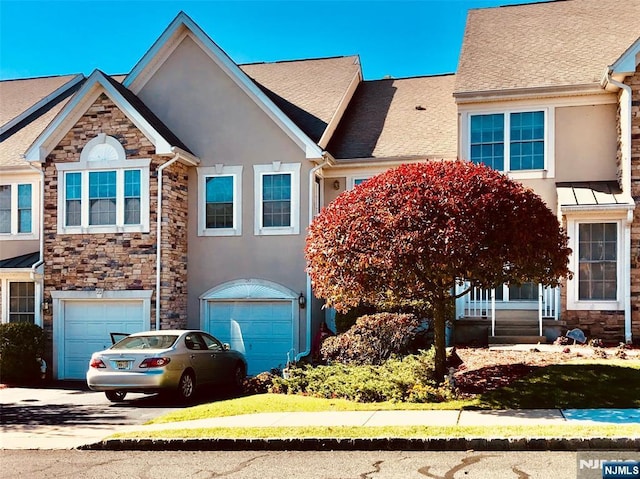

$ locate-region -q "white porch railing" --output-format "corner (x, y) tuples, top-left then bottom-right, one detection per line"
(460, 284), (560, 337)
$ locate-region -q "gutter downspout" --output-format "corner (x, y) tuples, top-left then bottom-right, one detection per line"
(155, 153), (180, 331)
(27, 162), (45, 278)
(295, 157), (330, 362)
(606, 71), (634, 344)
(27, 162), (45, 327)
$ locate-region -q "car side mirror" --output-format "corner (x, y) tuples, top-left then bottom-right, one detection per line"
(223, 343), (230, 351)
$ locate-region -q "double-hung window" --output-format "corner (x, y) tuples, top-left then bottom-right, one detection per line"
(578, 223), (617, 301)
(0, 183), (33, 235)
(254, 163), (300, 235)
(566, 218), (623, 310)
(197, 165), (242, 236)
(9, 282), (35, 323)
(56, 134), (150, 234)
(470, 110), (546, 173)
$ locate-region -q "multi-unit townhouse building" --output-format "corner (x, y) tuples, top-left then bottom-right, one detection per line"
(1, 0), (638, 380)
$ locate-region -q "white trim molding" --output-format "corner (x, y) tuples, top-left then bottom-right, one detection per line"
(253, 162), (301, 236)
(124, 12), (324, 159)
(565, 213), (628, 312)
(55, 135), (151, 234)
(461, 106), (555, 180)
(197, 165), (243, 236)
(51, 289), (153, 379)
(0, 171), (40, 241)
(24, 70), (180, 163)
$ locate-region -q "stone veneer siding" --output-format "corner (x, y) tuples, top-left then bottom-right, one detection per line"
(629, 65), (640, 343)
(41, 94), (189, 348)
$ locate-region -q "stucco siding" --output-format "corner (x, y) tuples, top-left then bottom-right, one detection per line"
(555, 104), (618, 183)
(137, 35), (305, 163)
(0, 239), (39, 260)
(135, 34), (313, 337)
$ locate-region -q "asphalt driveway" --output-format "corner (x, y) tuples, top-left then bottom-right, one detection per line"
(0, 381), (214, 449)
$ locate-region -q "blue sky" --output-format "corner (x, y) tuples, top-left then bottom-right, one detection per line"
(0, 0), (541, 81)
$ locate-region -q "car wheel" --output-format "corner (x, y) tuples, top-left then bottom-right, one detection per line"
(233, 363), (246, 391)
(105, 390), (127, 402)
(177, 371), (195, 402)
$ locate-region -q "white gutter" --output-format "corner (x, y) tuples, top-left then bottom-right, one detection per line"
(296, 157), (330, 362)
(27, 162), (45, 279)
(155, 149), (199, 330)
(605, 70), (634, 344)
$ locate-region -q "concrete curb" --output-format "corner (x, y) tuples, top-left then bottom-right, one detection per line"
(81, 437), (640, 452)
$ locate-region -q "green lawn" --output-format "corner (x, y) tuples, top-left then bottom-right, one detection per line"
(131, 359), (640, 441)
(148, 393), (477, 425)
(479, 360), (640, 409)
(113, 424), (640, 440)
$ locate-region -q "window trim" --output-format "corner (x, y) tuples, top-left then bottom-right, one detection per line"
(566, 217), (624, 310)
(254, 163), (300, 236)
(56, 135), (150, 234)
(197, 165), (243, 237)
(347, 175), (373, 189)
(1, 278), (41, 326)
(7, 281), (36, 323)
(0, 180), (38, 240)
(465, 107), (554, 180)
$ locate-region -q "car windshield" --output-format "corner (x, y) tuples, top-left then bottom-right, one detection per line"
(111, 335), (178, 350)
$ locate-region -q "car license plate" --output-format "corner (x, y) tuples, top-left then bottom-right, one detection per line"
(115, 360), (130, 370)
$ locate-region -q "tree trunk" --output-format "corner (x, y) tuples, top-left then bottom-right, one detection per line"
(432, 298), (447, 383)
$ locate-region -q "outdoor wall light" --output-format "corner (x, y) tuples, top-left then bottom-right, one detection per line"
(333, 180), (340, 190)
(298, 292), (306, 309)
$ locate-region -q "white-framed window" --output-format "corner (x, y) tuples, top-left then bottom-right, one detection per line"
(254, 162), (300, 235)
(0, 182), (35, 237)
(577, 223), (617, 301)
(8, 281), (35, 323)
(55, 134), (150, 234)
(468, 109), (548, 175)
(566, 218), (624, 310)
(197, 165), (243, 236)
(347, 175), (373, 189)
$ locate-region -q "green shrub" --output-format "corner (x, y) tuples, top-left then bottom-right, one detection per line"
(0, 322), (47, 384)
(321, 312), (421, 365)
(271, 349), (452, 403)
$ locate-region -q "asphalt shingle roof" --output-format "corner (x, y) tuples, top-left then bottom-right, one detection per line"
(327, 74), (457, 160)
(455, 0), (640, 94)
(0, 75), (82, 168)
(240, 56), (361, 143)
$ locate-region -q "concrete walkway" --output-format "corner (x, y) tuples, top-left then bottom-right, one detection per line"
(85, 408), (640, 452)
(133, 408), (640, 432)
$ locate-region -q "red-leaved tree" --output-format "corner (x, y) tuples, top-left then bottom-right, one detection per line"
(305, 160), (571, 381)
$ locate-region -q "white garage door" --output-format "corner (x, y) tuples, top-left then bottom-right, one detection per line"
(207, 301), (293, 376)
(61, 300), (145, 379)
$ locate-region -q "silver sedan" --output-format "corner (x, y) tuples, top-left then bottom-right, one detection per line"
(86, 330), (247, 402)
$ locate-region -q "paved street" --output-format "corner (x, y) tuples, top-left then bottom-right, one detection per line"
(0, 449), (584, 479)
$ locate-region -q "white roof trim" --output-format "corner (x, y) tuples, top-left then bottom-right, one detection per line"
(610, 36), (640, 76)
(0, 74), (85, 136)
(200, 278), (297, 300)
(123, 12), (323, 159)
(24, 70), (176, 162)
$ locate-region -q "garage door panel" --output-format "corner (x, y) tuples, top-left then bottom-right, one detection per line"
(61, 300), (145, 380)
(207, 301), (293, 376)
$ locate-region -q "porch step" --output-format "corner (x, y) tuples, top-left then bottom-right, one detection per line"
(489, 335), (547, 344)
